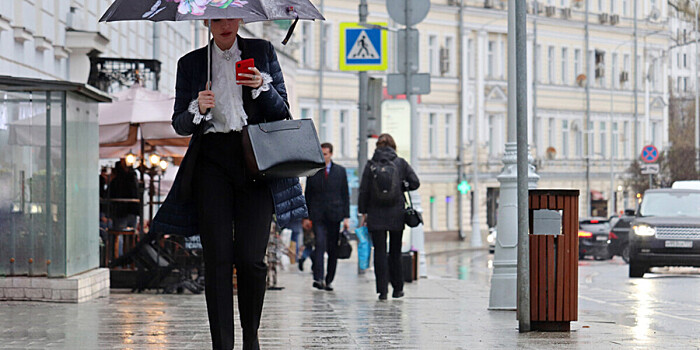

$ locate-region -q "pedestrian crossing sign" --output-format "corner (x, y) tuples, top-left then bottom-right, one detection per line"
(339, 22), (387, 71)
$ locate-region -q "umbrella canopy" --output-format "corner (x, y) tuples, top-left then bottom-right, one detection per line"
(98, 84), (189, 160)
(99, 0), (324, 23)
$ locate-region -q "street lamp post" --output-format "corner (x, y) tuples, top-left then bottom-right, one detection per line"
(695, 1), (700, 173)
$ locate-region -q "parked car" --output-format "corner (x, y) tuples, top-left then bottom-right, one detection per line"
(628, 189), (700, 278)
(578, 218), (611, 260)
(672, 181), (700, 190)
(607, 209), (636, 263)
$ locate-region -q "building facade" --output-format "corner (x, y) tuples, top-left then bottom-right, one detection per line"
(294, 0), (671, 242)
(0, 0), (196, 95)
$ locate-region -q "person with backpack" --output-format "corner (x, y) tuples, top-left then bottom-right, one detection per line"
(358, 134), (420, 300)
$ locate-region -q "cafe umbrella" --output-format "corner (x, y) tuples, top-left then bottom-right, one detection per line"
(99, 0), (325, 84)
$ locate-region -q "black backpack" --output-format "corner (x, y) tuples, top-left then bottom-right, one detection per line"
(369, 158), (401, 206)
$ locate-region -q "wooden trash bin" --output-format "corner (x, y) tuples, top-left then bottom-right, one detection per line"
(528, 190), (579, 331)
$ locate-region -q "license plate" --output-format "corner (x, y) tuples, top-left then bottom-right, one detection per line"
(665, 240), (693, 248)
(596, 235), (608, 241)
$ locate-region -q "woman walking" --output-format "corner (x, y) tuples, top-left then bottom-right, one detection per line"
(165, 18), (292, 350)
(358, 134), (420, 300)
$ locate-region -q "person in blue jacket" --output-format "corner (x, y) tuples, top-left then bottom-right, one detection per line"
(152, 18), (306, 350)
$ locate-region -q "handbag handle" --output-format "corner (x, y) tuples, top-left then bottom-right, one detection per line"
(404, 191), (414, 208)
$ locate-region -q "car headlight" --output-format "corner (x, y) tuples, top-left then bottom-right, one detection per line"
(632, 224), (656, 236)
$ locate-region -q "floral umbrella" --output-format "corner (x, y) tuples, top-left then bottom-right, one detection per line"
(100, 0), (324, 86)
(100, 0), (324, 24)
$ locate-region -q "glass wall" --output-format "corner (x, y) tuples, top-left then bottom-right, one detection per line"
(0, 91), (66, 277)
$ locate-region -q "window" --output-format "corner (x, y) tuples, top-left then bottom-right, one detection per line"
(652, 121), (659, 146)
(595, 50), (606, 87)
(600, 122), (607, 157)
(488, 41), (495, 78)
(574, 49), (581, 80)
(339, 110), (349, 156)
(574, 122), (583, 157)
(301, 108), (312, 119)
(610, 0), (617, 13)
(598, 0), (603, 12)
(445, 113), (454, 157)
(499, 40), (505, 78)
(622, 0), (628, 15)
(320, 109), (330, 142)
(623, 121), (630, 158)
(489, 115), (495, 155)
(301, 22), (313, 66)
(588, 50), (595, 87)
(468, 39), (475, 79)
(684, 53), (688, 69)
(322, 23), (333, 69)
(588, 121), (594, 156)
(623, 54), (630, 89)
(428, 113), (437, 156)
(637, 55), (642, 87)
(468, 114), (474, 143)
(562, 120), (570, 158)
(612, 122), (619, 158)
(429, 35), (439, 75)
(444, 36), (455, 76)
(548, 118), (555, 148)
(612, 53), (618, 88)
(537, 45), (543, 83)
(548, 46), (555, 84)
(561, 48), (569, 84)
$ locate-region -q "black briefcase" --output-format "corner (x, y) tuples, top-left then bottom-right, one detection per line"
(242, 119), (325, 178)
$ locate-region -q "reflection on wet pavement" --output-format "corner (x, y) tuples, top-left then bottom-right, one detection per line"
(1, 249), (700, 348)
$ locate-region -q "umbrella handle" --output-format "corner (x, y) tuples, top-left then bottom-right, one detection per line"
(207, 20), (212, 90)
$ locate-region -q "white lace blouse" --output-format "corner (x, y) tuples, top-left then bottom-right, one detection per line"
(187, 39), (272, 133)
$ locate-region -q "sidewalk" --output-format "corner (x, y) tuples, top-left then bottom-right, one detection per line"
(0, 241), (694, 349)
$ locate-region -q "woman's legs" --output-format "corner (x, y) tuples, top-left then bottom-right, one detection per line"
(388, 230), (404, 294)
(195, 150), (236, 350)
(370, 230), (389, 295)
(233, 179), (273, 349)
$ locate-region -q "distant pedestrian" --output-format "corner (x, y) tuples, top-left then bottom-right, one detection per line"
(358, 134), (420, 300)
(297, 218), (315, 271)
(304, 143), (350, 291)
(108, 159), (139, 229)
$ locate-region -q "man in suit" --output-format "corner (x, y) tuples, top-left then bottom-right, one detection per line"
(305, 143), (350, 291)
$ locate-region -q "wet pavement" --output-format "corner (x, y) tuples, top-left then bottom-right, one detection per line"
(2, 243), (700, 349)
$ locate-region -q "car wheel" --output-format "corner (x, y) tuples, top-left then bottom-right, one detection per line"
(621, 245), (630, 264)
(629, 262), (646, 278)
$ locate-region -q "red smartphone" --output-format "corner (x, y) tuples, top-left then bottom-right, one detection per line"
(235, 58), (255, 84)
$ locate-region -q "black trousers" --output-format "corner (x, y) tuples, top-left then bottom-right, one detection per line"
(370, 230), (404, 294)
(194, 132), (273, 350)
(312, 218), (340, 285)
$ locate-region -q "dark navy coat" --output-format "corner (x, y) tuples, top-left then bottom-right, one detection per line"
(304, 162), (350, 224)
(151, 36), (307, 236)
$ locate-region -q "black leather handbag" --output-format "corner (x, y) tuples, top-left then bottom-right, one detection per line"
(404, 191), (423, 228)
(242, 119), (325, 178)
(337, 229), (353, 259)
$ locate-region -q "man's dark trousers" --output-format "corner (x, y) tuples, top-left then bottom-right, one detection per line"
(313, 218), (340, 285)
(194, 132), (273, 350)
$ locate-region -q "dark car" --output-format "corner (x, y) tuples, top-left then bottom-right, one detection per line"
(628, 189), (700, 278)
(578, 218), (611, 260)
(607, 209), (636, 263)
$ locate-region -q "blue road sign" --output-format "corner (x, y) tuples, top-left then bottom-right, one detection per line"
(641, 145), (659, 163)
(339, 23), (387, 71)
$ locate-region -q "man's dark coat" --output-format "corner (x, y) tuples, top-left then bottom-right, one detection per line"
(151, 36), (307, 236)
(304, 162), (350, 224)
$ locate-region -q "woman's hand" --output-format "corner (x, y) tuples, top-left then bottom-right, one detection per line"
(237, 66), (263, 89)
(359, 214), (367, 227)
(198, 89), (215, 114)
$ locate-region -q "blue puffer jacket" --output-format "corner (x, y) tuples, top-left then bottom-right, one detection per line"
(150, 37), (307, 237)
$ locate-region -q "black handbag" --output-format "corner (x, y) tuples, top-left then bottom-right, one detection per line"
(242, 118), (325, 178)
(337, 229), (353, 259)
(404, 191), (423, 228)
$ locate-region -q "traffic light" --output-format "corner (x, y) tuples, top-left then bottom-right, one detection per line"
(458, 180), (471, 194)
